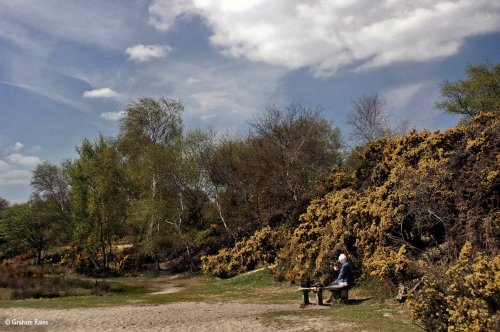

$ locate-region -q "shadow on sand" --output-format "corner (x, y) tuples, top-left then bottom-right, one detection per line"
(348, 297), (371, 305)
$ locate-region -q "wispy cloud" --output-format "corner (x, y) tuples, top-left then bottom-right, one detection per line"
(383, 82), (425, 112)
(6, 153), (42, 166)
(0, 169), (32, 186)
(83, 88), (119, 99)
(149, 0), (193, 31)
(13, 142), (24, 151)
(0, 160), (32, 186)
(149, 0), (500, 75)
(166, 60), (286, 129)
(0, 160), (9, 171)
(0, 79), (87, 112)
(101, 111), (125, 121)
(125, 44), (172, 62)
(0, 1), (146, 52)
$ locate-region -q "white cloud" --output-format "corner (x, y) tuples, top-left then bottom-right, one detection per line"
(101, 111), (126, 121)
(381, 81), (461, 131)
(175, 60), (286, 128)
(191, 91), (231, 110)
(0, 160), (9, 171)
(149, 0), (194, 31)
(6, 153), (42, 166)
(149, 0), (500, 75)
(383, 82), (425, 112)
(0, 169), (31, 186)
(1, 78), (88, 112)
(0, 161), (31, 187)
(0, 1), (146, 52)
(13, 142), (24, 151)
(125, 44), (172, 62)
(83, 88), (119, 98)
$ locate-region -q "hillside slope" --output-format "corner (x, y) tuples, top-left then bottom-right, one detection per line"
(203, 112), (499, 330)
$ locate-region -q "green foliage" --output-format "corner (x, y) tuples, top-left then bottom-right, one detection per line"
(67, 135), (129, 271)
(118, 96), (183, 149)
(31, 161), (71, 226)
(0, 197), (8, 212)
(0, 203), (54, 264)
(436, 62), (500, 117)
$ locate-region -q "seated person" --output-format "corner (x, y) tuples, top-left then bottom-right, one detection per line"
(330, 253), (352, 286)
(325, 253), (352, 303)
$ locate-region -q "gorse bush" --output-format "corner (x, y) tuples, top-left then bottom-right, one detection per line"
(364, 245), (420, 285)
(201, 226), (290, 278)
(409, 242), (500, 331)
(203, 112), (499, 328)
(273, 112), (499, 284)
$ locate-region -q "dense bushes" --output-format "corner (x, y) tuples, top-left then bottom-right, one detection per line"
(273, 112), (498, 282)
(201, 226), (290, 278)
(409, 242), (499, 331)
(55, 245), (154, 275)
(203, 112), (499, 328)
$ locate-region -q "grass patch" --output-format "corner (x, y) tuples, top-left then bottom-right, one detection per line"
(0, 265), (113, 300)
(0, 268), (294, 308)
(146, 268), (297, 305)
(0, 281), (151, 309)
(0, 264), (153, 308)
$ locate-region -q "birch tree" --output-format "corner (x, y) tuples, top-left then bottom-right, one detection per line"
(68, 136), (128, 272)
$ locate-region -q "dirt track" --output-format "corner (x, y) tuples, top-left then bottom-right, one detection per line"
(1, 302), (309, 331)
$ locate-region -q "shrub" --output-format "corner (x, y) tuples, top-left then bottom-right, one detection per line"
(364, 245), (420, 285)
(409, 242), (500, 331)
(201, 226), (290, 278)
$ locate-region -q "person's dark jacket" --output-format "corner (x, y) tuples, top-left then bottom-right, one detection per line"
(333, 262), (353, 285)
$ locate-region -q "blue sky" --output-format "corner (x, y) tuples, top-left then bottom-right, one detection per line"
(1, 0), (499, 203)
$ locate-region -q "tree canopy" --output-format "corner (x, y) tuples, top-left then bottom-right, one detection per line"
(436, 62), (500, 117)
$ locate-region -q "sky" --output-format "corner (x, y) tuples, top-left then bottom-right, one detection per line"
(1, 0), (499, 203)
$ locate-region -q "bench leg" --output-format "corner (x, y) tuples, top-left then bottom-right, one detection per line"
(340, 289), (349, 304)
(316, 289), (323, 305)
(330, 289), (349, 305)
(302, 291), (310, 305)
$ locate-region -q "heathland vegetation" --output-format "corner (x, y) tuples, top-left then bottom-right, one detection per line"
(1, 63), (499, 331)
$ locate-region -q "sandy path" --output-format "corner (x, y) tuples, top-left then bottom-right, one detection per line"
(1, 302), (308, 331)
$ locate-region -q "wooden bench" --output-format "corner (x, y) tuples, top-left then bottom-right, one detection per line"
(299, 284), (349, 306)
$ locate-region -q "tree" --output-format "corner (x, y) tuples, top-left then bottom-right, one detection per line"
(436, 62), (500, 117)
(0, 202), (52, 264)
(0, 197), (8, 212)
(31, 162), (72, 243)
(68, 136), (129, 272)
(118, 97), (185, 270)
(248, 103), (342, 218)
(32, 162), (70, 215)
(203, 135), (252, 239)
(118, 97), (183, 153)
(347, 93), (392, 145)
